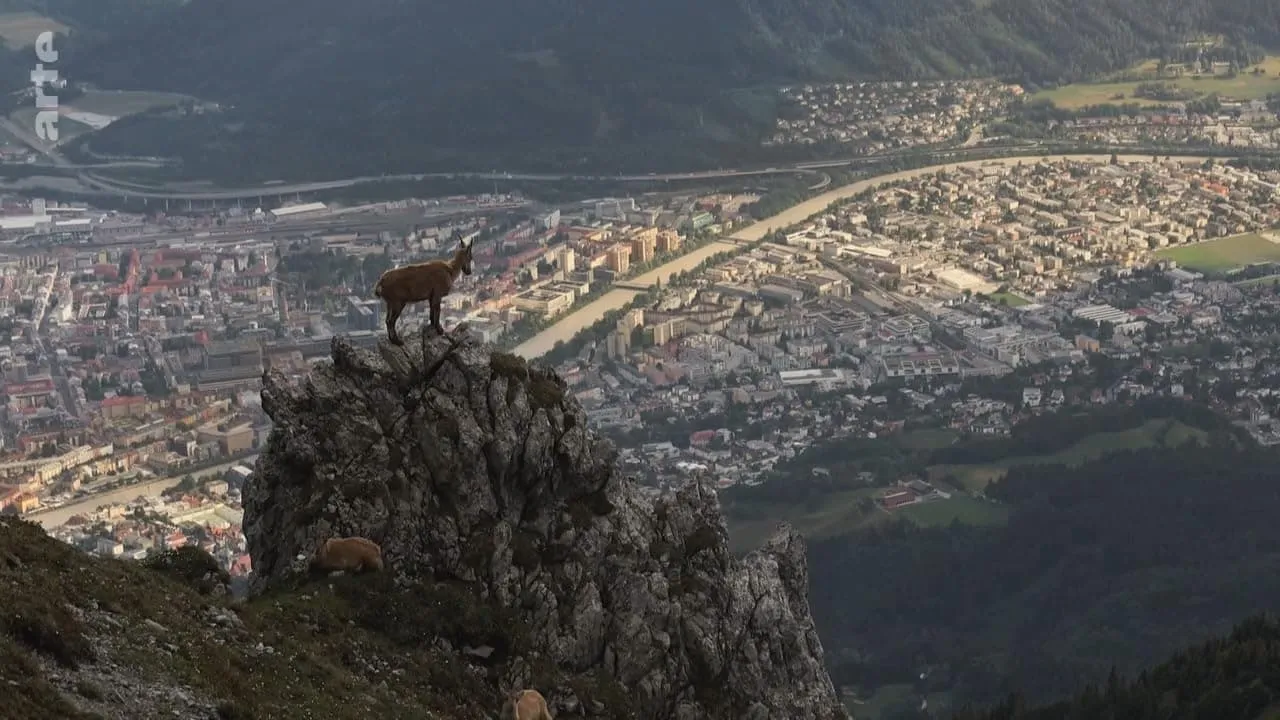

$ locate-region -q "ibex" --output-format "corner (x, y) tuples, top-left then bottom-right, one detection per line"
(373, 238), (473, 344)
(499, 689), (553, 720)
(309, 537), (384, 574)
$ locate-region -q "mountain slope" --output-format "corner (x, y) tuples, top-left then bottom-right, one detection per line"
(0, 327), (848, 719)
(245, 328), (846, 719)
(956, 614), (1280, 720)
(806, 427), (1280, 712)
(61, 0), (1280, 179)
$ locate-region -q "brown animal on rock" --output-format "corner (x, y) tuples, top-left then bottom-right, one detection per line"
(373, 238), (474, 344)
(499, 689), (553, 720)
(309, 537), (384, 574)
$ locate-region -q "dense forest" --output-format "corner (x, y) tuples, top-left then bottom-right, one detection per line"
(35, 0), (1280, 180)
(808, 436), (1280, 711)
(956, 615), (1280, 720)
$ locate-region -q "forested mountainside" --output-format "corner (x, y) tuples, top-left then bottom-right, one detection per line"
(806, 424), (1280, 714)
(954, 615), (1280, 720)
(41, 0), (1280, 180)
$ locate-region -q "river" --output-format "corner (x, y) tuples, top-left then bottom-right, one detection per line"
(27, 455), (259, 530)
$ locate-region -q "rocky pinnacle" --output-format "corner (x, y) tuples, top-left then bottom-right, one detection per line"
(243, 329), (847, 719)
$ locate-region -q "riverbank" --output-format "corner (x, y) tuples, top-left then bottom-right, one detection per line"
(26, 455), (259, 530)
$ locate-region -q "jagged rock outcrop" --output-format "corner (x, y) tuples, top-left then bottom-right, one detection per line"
(243, 328), (847, 720)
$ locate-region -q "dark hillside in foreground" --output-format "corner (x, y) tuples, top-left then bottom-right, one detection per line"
(62, 0), (1280, 180)
(955, 615), (1280, 720)
(808, 435), (1280, 713)
(0, 328), (850, 719)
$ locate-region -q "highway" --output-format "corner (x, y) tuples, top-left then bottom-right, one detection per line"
(511, 152), (1214, 359)
(68, 142), (1227, 202)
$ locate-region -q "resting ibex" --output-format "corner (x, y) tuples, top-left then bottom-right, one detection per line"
(308, 537), (384, 574)
(498, 689), (553, 720)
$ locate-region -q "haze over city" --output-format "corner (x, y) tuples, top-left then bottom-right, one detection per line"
(0, 3), (1279, 720)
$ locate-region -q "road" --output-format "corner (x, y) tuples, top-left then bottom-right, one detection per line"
(0, 116), (73, 168)
(26, 455), (259, 530)
(511, 152), (1213, 360)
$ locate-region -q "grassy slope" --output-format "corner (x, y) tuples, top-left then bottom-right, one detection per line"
(0, 515), (600, 720)
(726, 429), (1003, 554)
(928, 418), (1207, 491)
(1155, 233), (1280, 274)
(726, 419), (1206, 553)
(1034, 55), (1280, 108)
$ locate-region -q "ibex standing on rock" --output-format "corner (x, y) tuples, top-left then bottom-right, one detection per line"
(373, 238), (474, 344)
(499, 689), (553, 720)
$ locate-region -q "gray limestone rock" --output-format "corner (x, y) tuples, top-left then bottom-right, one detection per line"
(243, 328), (847, 719)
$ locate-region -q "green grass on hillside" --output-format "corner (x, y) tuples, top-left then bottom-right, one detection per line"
(7, 108), (94, 146)
(894, 428), (959, 450)
(929, 418), (1207, 491)
(1156, 233), (1280, 274)
(1236, 273), (1280, 288)
(1034, 55), (1280, 108)
(0, 517), (628, 720)
(896, 496), (1009, 527)
(66, 91), (189, 118)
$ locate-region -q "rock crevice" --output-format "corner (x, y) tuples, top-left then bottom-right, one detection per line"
(244, 330), (846, 719)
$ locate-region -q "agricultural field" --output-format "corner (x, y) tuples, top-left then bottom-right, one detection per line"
(1156, 233), (1280, 274)
(8, 107), (94, 146)
(928, 418), (1207, 492)
(717, 486), (1013, 543)
(5, 90), (189, 148)
(725, 428), (1007, 552)
(895, 495), (1009, 527)
(1034, 55), (1280, 109)
(66, 90), (190, 118)
(726, 486), (885, 554)
(847, 683), (953, 720)
(0, 12), (66, 48)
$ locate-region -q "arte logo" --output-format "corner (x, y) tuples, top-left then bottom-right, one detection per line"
(31, 31), (60, 142)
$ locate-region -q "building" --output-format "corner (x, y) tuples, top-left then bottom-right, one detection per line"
(656, 230), (682, 254)
(606, 244), (632, 274)
(197, 421), (254, 456)
(1072, 304), (1133, 324)
(558, 246), (576, 273)
(513, 287), (575, 318)
(880, 352), (960, 379)
(203, 339), (263, 371)
(268, 202), (328, 221)
(630, 229), (657, 264)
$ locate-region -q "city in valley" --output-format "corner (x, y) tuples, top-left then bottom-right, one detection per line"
(0, 76), (1279, 591)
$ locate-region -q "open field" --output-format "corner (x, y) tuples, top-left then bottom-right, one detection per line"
(895, 428), (959, 450)
(7, 107), (94, 146)
(727, 487), (885, 553)
(0, 12), (67, 48)
(726, 484), (1005, 553)
(67, 90), (190, 118)
(988, 291), (1030, 307)
(848, 684), (953, 720)
(1235, 274), (1280, 288)
(897, 496), (1009, 527)
(1035, 55), (1280, 109)
(1155, 233), (1280, 273)
(928, 418), (1207, 492)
